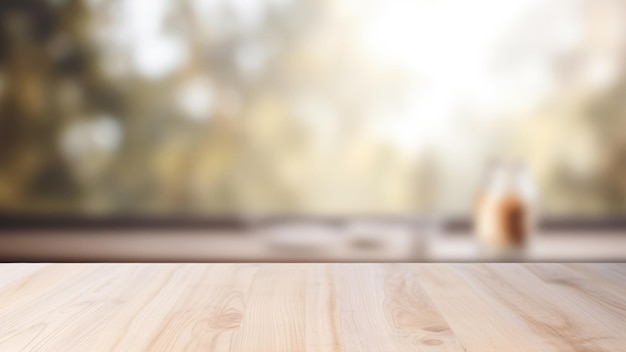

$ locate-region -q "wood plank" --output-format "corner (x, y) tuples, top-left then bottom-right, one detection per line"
(563, 263), (626, 299)
(92, 264), (200, 351)
(303, 264), (342, 352)
(0, 265), (155, 350)
(324, 264), (466, 351)
(0, 264), (48, 291)
(142, 264), (258, 352)
(454, 264), (626, 351)
(412, 264), (536, 351)
(0, 264), (96, 318)
(378, 264), (466, 351)
(523, 263), (626, 338)
(230, 264), (308, 352)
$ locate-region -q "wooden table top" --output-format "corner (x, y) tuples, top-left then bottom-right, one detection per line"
(0, 263), (625, 351)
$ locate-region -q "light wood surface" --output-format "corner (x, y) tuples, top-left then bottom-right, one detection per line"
(0, 263), (625, 351)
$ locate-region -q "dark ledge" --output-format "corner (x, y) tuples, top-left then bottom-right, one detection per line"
(0, 214), (625, 233)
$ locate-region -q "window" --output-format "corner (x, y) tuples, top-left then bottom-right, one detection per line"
(0, 0), (624, 219)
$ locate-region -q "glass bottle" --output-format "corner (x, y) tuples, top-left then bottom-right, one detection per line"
(475, 160), (537, 256)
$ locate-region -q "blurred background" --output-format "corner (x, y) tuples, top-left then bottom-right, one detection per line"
(0, 0), (625, 261)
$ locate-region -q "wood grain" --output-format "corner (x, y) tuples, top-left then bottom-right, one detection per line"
(0, 264), (625, 351)
(411, 264), (537, 352)
(453, 264), (626, 351)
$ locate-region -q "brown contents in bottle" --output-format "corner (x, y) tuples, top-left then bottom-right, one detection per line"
(499, 193), (526, 245)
